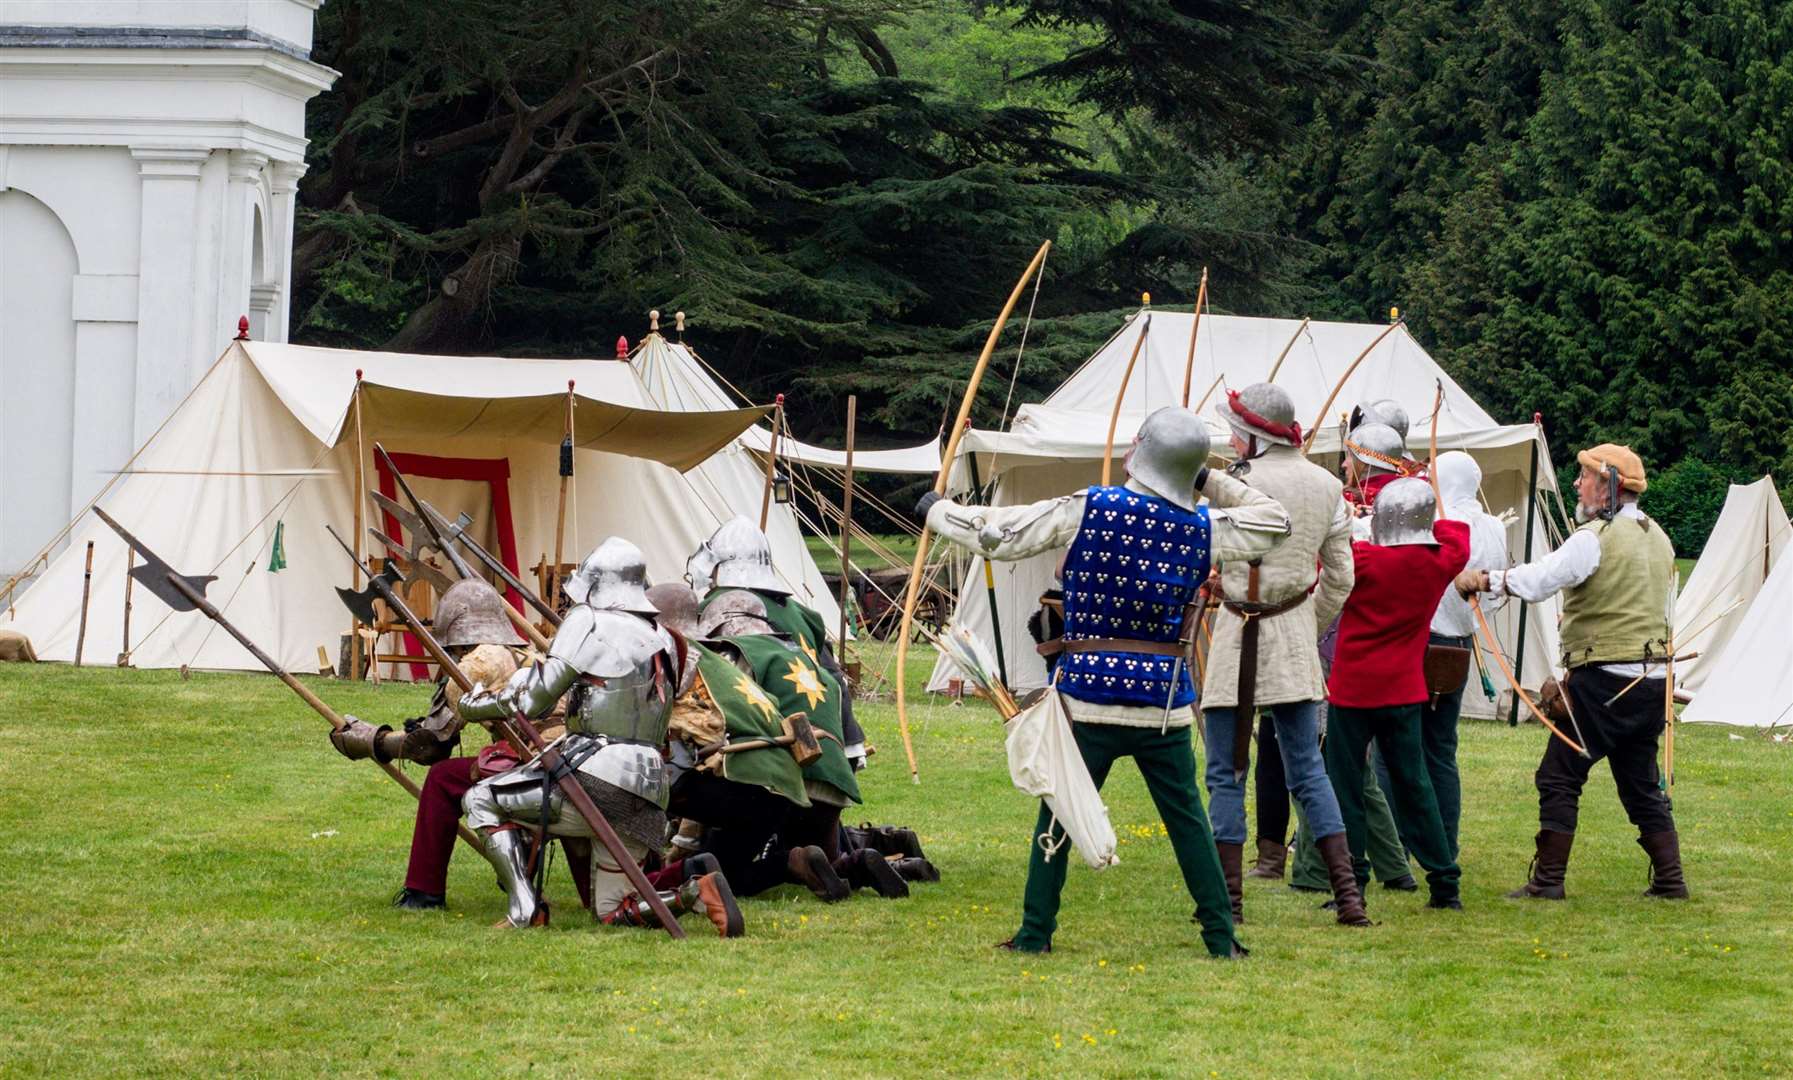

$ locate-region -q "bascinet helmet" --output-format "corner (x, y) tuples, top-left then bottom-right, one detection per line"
(644, 582), (701, 640)
(433, 579), (524, 647)
(689, 515), (788, 596)
(1349, 398), (1411, 440)
(1345, 421), (1408, 475)
(1212, 382), (1300, 452)
(564, 536), (659, 614)
(1371, 477), (1439, 546)
(1124, 406), (1212, 511)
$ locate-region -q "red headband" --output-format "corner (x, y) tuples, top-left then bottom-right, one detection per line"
(1225, 389), (1303, 445)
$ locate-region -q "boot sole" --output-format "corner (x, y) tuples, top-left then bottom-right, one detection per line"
(862, 851), (910, 899)
(703, 877), (745, 938)
(798, 849), (851, 902)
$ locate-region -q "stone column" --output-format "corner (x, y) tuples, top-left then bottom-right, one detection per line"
(218, 150), (269, 353)
(129, 146), (210, 445)
(268, 160), (307, 343)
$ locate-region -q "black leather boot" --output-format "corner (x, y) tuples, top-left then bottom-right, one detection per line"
(890, 856), (940, 883)
(835, 848), (908, 898)
(1506, 829), (1574, 900)
(1638, 831), (1689, 899)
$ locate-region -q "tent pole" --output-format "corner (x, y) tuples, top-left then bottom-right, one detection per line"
(75, 541), (94, 667)
(1509, 412), (1543, 726)
(350, 372), (366, 682)
(965, 444), (1009, 688)
(118, 551), (134, 667)
(552, 380), (575, 612)
(759, 394), (785, 530)
(838, 395), (856, 667)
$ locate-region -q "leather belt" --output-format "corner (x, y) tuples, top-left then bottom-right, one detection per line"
(1226, 577), (1307, 772)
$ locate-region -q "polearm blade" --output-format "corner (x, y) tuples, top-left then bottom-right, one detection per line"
(89, 507), (484, 853)
(324, 525), (685, 938)
(372, 445), (477, 580)
(423, 497), (562, 628)
(364, 522), (455, 594)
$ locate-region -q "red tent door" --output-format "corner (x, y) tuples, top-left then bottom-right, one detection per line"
(373, 452), (522, 679)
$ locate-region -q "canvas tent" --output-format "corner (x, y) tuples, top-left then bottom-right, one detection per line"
(3, 339), (848, 673)
(629, 331), (941, 475)
(1671, 476), (1790, 694)
(1682, 536), (1793, 728)
(927, 310), (1567, 719)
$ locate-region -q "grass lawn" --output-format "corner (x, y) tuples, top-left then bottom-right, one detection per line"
(804, 532), (919, 576)
(2, 650), (1789, 1078)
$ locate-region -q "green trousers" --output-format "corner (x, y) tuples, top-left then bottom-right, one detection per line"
(1288, 746), (1411, 889)
(1323, 703), (1461, 904)
(1013, 720), (1239, 957)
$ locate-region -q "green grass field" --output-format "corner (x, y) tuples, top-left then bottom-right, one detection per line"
(2, 650), (1789, 1078)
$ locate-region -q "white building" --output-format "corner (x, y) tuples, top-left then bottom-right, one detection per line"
(0, 1), (336, 577)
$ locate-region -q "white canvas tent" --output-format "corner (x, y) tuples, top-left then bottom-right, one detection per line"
(1682, 538), (1793, 728)
(1671, 476), (1790, 694)
(927, 311), (1566, 719)
(5, 339), (845, 672)
(630, 331), (941, 475)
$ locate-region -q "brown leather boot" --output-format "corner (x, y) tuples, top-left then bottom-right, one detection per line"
(1244, 837), (1287, 880)
(1216, 841), (1245, 925)
(1506, 829), (1574, 899)
(1316, 833), (1371, 927)
(676, 873), (746, 937)
(891, 856), (940, 883)
(1638, 831), (1689, 899)
(786, 845), (849, 902)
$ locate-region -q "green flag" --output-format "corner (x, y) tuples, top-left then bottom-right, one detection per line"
(267, 520), (287, 573)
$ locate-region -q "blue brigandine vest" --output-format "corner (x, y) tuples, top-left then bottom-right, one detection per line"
(1057, 485), (1212, 709)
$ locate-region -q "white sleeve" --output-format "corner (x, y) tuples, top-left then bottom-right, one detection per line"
(1200, 469), (1292, 563)
(926, 492), (1085, 562)
(1491, 529), (1600, 602)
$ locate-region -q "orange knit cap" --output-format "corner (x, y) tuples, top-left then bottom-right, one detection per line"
(1576, 443), (1647, 493)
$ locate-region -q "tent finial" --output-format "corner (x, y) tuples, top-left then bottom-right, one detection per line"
(1141, 291), (1151, 307)
(675, 311), (685, 335)
(616, 335), (629, 359)
(1389, 305), (1401, 322)
(235, 315), (250, 340)
(649, 309), (660, 332)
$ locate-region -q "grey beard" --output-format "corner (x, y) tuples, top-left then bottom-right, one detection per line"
(1575, 501), (1593, 525)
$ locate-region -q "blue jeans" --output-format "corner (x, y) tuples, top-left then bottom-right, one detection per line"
(1203, 701), (1345, 845)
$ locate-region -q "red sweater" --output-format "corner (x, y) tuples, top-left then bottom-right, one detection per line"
(1327, 519), (1470, 708)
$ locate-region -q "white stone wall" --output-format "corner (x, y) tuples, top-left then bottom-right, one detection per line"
(0, 1), (335, 576)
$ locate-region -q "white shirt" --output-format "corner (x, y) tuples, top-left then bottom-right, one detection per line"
(927, 472), (1291, 726)
(1489, 503), (1677, 677)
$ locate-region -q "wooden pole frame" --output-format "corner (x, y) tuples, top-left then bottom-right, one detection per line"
(896, 239), (1051, 783)
(838, 395), (856, 666)
(118, 551), (135, 667)
(552, 380), (575, 612)
(350, 372), (366, 682)
(75, 541), (95, 666)
(759, 394), (785, 530)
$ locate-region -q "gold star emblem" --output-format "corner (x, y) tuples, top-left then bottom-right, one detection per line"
(732, 672), (778, 721)
(781, 658), (828, 710)
(798, 637), (820, 666)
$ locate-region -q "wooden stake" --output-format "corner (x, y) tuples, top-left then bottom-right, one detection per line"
(838, 396), (857, 665)
(75, 541), (95, 666)
(350, 371), (366, 682)
(759, 394), (785, 530)
(117, 550), (135, 666)
(1179, 268), (1208, 406)
(552, 381), (575, 609)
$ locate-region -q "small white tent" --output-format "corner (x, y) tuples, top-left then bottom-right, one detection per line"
(1672, 476), (1790, 694)
(3, 339), (838, 672)
(629, 331), (942, 475)
(927, 310), (1567, 719)
(1682, 540), (1793, 728)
